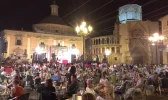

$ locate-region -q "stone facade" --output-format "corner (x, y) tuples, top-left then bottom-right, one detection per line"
(2, 30), (83, 61)
(1, 2), (83, 62)
(120, 21), (159, 64)
(90, 35), (121, 64)
(89, 20), (159, 64)
(160, 15), (168, 64)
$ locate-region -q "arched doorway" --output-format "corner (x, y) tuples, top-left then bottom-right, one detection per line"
(131, 46), (149, 64)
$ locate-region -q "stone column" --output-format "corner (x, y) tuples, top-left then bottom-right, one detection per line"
(27, 37), (30, 59)
(115, 47), (117, 53)
(7, 35), (10, 57)
(163, 50), (167, 64)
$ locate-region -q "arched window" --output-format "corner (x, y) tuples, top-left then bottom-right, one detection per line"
(111, 47), (115, 53)
(117, 47), (120, 53)
(99, 48), (101, 54)
(96, 39), (98, 45)
(96, 48), (98, 54)
(117, 37), (120, 44)
(111, 37), (114, 44)
(99, 39), (101, 44)
(102, 47), (105, 54)
(102, 38), (105, 44)
(107, 38), (109, 44)
(94, 48), (96, 54)
(15, 36), (22, 45)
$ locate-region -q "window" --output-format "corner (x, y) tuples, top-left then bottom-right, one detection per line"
(102, 47), (105, 54)
(102, 38), (105, 44)
(96, 48), (98, 54)
(58, 43), (61, 46)
(111, 37), (114, 44)
(107, 38), (109, 44)
(99, 39), (101, 44)
(117, 37), (120, 44)
(117, 47), (120, 53)
(96, 39), (98, 45)
(114, 57), (117, 60)
(56, 30), (58, 33)
(111, 47), (115, 53)
(16, 36), (22, 45)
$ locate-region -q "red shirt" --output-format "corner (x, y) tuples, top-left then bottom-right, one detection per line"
(13, 86), (24, 100)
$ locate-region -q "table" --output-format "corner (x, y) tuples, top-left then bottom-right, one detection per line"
(0, 95), (9, 100)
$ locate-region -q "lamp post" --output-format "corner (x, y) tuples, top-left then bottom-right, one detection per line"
(75, 21), (93, 67)
(105, 49), (111, 64)
(148, 33), (164, 65)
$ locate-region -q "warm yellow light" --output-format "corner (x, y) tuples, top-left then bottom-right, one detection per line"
(88, 25), (93, 32)
(83, 28), (88, 33)
(80, 25), (84, 30)
(159, 35), (164, 40)
(76, 26), (80, 33)
(82, 21), (86, 27)
(153, 33), (159, 37)
(152, 43), (155, 45)
(148, 36), (153, 41)
(152, 37), (158, 42)
(105, 49), (111, 56)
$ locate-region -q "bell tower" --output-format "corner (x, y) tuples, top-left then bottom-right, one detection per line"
(50, 1), (59, 16)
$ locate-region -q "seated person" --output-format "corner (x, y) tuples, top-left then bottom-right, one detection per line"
(85, 79), (96, 96)
(66, 75), (78, 97)
(124, 73), (144, 99)
(82, 93), (96, 100)
(52, 71), (61, 85)
(10, 79), (24, 100)
(40, 79), (56, 100)
(91, 71), (100, 86)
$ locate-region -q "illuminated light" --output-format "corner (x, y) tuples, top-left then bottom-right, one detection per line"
(83, 28), (88, 34)
(80, 25), (84, 30)
(88, 25), (93, 32)
(159, 35), (164, 40)
(152, 43), (155, 45)
(82, 21), (86, 27)
(153, 33), (159, 37)
(75, 26), (80, 33)
(148, 36), (153, 41)
(105, 49), (111, 56)
(71, 48), (79, 55)
(152, 37), (158, 42)
(35, 46), (42, 54)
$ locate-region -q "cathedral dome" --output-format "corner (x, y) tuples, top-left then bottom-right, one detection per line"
(40, 15), (69, 26)
(119, 4), (142, 24)
(33, 1), (76, 36)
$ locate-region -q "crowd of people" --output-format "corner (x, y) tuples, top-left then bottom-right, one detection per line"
(0, 57), (168, 100)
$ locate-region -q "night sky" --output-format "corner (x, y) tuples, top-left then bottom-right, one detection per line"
(0, 0), (168, 36)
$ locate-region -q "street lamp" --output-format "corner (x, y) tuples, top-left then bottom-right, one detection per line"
(148, 33), (164, 64)
(105, 49), (111, 64)
(75, 21), (93, 67)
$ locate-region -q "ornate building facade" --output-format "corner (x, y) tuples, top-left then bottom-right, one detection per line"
(160, 15), (168, 64)
(90, 35), (121, 64)
(89, 4), (160, 64)
(2, 2), (83, 62)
